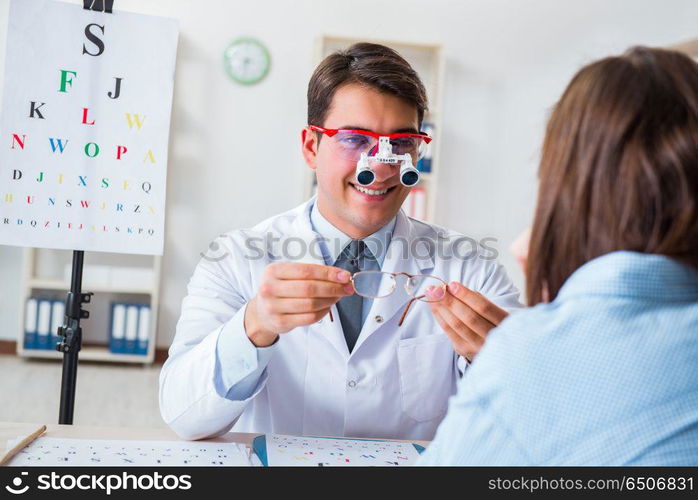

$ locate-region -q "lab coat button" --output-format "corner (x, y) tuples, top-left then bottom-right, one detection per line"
(374, 315), (383, 323)
(347, 380), (357, 388)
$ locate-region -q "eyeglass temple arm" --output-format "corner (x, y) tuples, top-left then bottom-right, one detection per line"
(330, 293), (425, 325)
(398, 295), (425, 326)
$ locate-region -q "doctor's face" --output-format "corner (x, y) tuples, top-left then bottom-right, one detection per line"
(302, 83), (417, 239)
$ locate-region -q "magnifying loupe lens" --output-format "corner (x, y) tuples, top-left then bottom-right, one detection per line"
(401, 170), (419, 186)
(357, 169), (375, 186)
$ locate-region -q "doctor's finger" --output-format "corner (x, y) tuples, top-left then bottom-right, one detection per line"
(268, 262), (351, 283)
(438, 297), (496, 338)
(447, 282), (508, 325)
(266, 279), (354, 298)
(268, 297), (341, 314)
(274, 309), (333, 330)
(432, 303), (485, 350)
(431, 308), (479, 356)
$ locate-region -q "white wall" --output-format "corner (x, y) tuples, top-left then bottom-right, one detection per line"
(0, 0), (696, 345)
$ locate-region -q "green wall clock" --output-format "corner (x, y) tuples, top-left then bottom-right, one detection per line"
(223, 37), (271, 85)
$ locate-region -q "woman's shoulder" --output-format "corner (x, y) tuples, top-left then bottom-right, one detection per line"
(484, 300), (564, 350)
(466, 298), (593, 386)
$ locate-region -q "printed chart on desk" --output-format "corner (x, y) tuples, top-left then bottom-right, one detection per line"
(5, 437), (254, 466)
(263, 434), (422, 466)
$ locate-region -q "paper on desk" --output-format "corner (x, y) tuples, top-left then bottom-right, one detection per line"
(5, 437), (255, 466)
(266, 434), (421, 466)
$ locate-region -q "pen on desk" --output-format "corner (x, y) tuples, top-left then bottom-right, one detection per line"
(0, 424), (47, 466)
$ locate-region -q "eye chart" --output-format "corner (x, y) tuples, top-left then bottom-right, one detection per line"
(263, 434), (423, 466)
(5, 437), (255, 466)
(0, 0), (178, 255)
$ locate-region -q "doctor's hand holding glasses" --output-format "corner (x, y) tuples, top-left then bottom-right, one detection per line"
(244, 260), (508, 361)
(243, 262), (447, 348)
(338, 270), (510, 362)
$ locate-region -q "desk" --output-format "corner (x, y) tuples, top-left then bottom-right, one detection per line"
(1, 421), (257, 452)
(1, 422), (428, 460)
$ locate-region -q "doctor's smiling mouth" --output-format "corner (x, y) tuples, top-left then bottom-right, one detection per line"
(347, 177), (400, 202)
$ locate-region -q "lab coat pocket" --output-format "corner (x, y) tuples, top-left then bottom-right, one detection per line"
(397, 334), (455, 423)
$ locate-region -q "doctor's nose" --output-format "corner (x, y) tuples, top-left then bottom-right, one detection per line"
(369, 161), (398, 184)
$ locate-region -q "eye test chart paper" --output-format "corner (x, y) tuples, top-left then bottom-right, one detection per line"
(264, 434), (422, 466)
(0, 0), (178, 255)
(5, 437), (255, 466)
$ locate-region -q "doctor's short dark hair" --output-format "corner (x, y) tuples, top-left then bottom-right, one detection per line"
(307, 42), (428, 127)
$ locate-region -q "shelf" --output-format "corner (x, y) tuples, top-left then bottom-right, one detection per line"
(28, 279), (154, 295)
(18, 345), (152, 364)
(19, 248), (162, 365)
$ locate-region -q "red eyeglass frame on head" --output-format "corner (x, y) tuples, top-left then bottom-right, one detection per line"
(309, 125), (432, 144)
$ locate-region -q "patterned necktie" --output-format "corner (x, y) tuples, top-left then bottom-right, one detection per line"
(333, 240), (369, 353)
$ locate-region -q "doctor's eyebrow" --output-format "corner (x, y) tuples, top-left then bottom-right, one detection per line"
(392, 126), (421, 134)
(338, 125), (421, 134)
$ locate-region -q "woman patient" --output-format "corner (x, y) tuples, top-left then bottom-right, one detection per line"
(421, 46), (698, 465)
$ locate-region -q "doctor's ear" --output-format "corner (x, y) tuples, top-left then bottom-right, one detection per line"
(301, 127), (319, 170)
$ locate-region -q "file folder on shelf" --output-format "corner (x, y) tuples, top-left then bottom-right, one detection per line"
(36, 300), (52, 350)
(137, 305), (150, 356)
(23, 298), (38, 350)
(124, 305), (140, 354)
(109, 303), (126, 354)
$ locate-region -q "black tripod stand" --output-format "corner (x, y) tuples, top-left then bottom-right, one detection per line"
(56, 251), (93, 425)
(53, 0), (113, 425)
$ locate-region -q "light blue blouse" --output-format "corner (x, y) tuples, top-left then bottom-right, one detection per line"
(419, 251), (698, 465)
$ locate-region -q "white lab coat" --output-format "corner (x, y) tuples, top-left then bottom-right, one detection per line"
(159, 198), (522, 441)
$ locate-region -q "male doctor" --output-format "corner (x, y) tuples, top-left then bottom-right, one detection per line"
(160, 43), (521, 441)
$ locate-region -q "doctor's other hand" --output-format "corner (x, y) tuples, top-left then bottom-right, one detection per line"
(426, 282), (508, 362)
(244, 262), (354, 347)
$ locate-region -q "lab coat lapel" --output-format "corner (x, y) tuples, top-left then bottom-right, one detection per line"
(288, 198), (350, 359)
(352, 211), (435, 354)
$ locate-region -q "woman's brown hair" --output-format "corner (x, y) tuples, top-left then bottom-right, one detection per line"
(526, 47), (698, 305)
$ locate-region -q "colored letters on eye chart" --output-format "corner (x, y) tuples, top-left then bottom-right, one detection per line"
(0, 0), (178, 255)
(264, 434), (422, 466)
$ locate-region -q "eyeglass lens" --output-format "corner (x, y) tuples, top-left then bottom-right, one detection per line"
(332, 131), (427, 162)
(352, 271), (445, 302)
